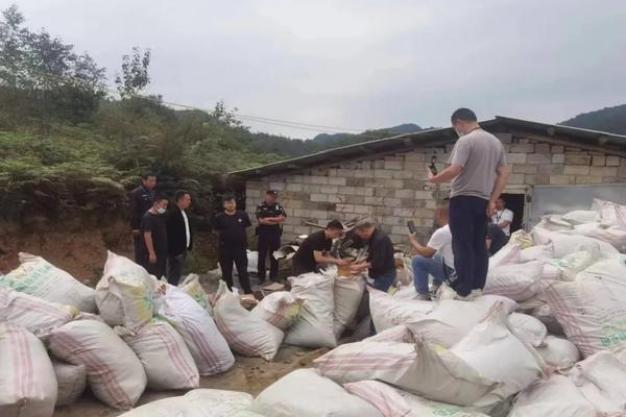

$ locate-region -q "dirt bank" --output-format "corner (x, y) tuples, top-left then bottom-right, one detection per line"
(52, 346), (326, 417)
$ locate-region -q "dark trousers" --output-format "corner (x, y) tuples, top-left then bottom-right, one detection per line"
(167, 251), (187, 286)
(449, 195), (489, 297)
(219, 247), (252, 294)
(133, 236), (143, 264)
(145, 256), (167, 280)
(257, 232), (280, 281)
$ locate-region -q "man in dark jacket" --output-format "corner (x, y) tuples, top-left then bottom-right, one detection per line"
(140, 193), (169, 278)
(255, 190), (286, 282)
(167, 190), (193, 285)
(214, 195), (253, 294)
(350, 221), (396, 292)
(129, 172), (157, 263)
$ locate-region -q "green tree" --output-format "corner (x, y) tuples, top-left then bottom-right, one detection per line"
(115, 47), (151, 98)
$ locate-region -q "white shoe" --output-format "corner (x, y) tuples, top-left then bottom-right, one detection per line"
(470, 289), (483, 299)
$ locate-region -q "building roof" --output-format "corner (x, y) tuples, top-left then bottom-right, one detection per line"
(229, 115), (626, 178)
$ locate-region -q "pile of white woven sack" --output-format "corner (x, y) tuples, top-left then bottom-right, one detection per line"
(2, 197), (626, 417)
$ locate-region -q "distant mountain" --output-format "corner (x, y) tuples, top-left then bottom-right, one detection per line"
(562, 104), (626, 135)
(311, 123), (421, 145)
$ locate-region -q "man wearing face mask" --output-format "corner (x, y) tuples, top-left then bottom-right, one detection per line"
(140, 193), (169, 278)
(427, 108), (510, 300)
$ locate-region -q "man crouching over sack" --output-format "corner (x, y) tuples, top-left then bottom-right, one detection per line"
(350, 220), (396, 292)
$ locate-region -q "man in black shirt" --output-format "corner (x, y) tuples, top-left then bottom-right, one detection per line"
(140, 193), (169, 278)
(166, 190), (193, 286)
(292, 220), (349, 276)
(487, 222), (508, 256)
(351, 221), (396, 292)
(129, 172), (157, 263)
(255, 190), (286, 282)
(213, 195), (252, 294)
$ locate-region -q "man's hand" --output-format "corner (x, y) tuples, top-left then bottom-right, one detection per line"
(132, 229), (141, 237)
(149, 253), (157, 264)
(408, 233), (418, 244)
(336, 258), (351, 266)
(487, 200), (497, 217)
(427, 168), (435, 182)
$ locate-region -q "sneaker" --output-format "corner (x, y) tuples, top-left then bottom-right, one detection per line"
(414, 293), (432, 301)
(436, 283), (457, 301)
(470, 289), (483, 299)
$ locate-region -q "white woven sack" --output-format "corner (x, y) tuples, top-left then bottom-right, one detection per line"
(284, 273), (337, 348)
(369, 287), (433, 332)
(48, 319), (146, 410)
(544, 255), (626, 357)
(484, 261), (543, 301)
(179, 274), (213, 315)
(250, 291), (303, 330)
(52, 360), (86, 406)
(119, 389), (264, 417)
(489, 243), (521, 268)
(450, 304), (545, 409)
(0, 287), (76, 339)
(562, 210), (601, 225)
(507, 312), (547, 347)
(535, 335), (580, 370)
(213, 281), (284, 361)
(119, 318), (199, 390)
(95, 251), (158, 331)
(568, 351), (626, 415)
(407, 295), (517, 348)
(314, 340), (497, 406)
(250, 368), (383, 417)
(519, 244), (553, 262)
(0, 323), (57, 417)
(344, 380), (489, 417)
(592, 198), (626, 228)
(550, 250), (597, 281)
(0, 252), (96, 312)
(545, 232), (618, 258)
(363, 325), (415, 343)
(158, 284), (234, 375)
(333, 275), (366, 338)
(508, 375), (595, 417)
(574, 223), (626, 252)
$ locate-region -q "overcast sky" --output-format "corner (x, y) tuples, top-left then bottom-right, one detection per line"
(12, 0), (626, 138)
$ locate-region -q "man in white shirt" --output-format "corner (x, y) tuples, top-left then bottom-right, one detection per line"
(408, 204), (455, 301)
(492, 197), (514, 236)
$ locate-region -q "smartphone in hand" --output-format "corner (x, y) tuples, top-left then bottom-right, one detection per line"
(429, 155), (438, 176)
(407, 220), (417, 235)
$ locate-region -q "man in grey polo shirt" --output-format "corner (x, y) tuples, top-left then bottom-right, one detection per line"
(427, 108), (510, 298)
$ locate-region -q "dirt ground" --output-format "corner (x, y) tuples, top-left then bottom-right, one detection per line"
(52, 346), (326, 417)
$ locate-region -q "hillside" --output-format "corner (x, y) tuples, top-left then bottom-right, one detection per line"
(561, 103), (626, 135)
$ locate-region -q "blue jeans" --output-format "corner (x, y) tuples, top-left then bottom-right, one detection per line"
(412, 254), (447, 295)
(371, 269), (397, 292)
(449, 196), (489, 297)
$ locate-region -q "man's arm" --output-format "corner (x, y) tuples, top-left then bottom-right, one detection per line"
(313, 250), (349, 266)
(428, 164), (463, 184)
(144, 232), (157, 263)
(408, 234), (436, 258)
(496, 220), (512, 230)
(488, 165), (512, 216)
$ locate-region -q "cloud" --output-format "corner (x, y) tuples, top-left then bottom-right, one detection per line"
(14, 0), (626, 138)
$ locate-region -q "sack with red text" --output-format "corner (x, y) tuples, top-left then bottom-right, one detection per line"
(0, 323), (57, 417)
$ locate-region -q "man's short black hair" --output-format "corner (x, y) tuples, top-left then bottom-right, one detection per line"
(266, 190), (278, 196)
(450, 108), (478, 123)
(222, 194), (236, 203)
(152, 192), (168, 203)
(326, 219), (344, 231)
(175, 190), (190, 202)
(141, 171), (156, 180)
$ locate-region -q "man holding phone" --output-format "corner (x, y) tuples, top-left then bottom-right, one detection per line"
(408, 203), (455, 300)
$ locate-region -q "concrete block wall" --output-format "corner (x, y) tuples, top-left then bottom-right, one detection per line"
(245, 133), (626, 244)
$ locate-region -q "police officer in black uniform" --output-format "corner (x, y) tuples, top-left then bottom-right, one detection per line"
(129, 172), (157, 263)
(255, 190), (286, 282)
